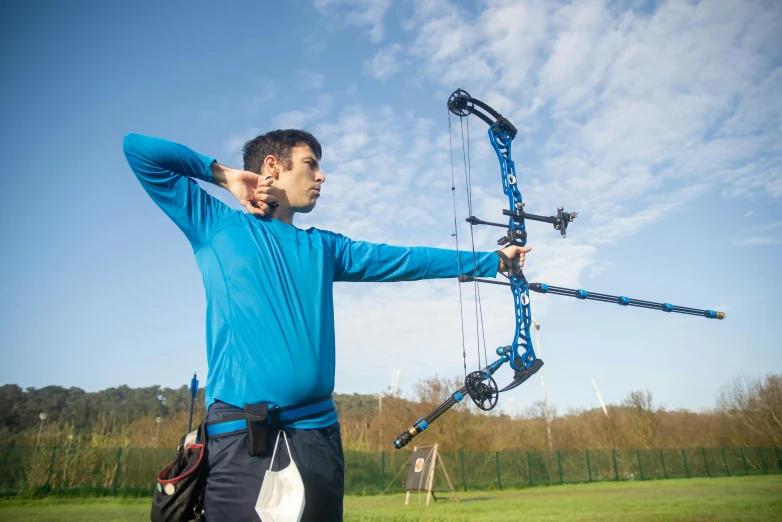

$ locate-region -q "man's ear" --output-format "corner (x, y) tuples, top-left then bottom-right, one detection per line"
(263, 155), (280, 179)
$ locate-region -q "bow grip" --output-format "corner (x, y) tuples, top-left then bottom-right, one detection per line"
(495, 249), (526, 281)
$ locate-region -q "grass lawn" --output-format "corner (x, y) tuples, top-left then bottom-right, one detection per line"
(0, 475), (780, 521)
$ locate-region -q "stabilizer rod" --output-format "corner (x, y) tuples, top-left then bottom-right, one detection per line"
(458, 276), (725, 320)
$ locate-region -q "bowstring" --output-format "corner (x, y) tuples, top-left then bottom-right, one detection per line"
(448, 110), (469, 380)
(459, 115), (489, 370)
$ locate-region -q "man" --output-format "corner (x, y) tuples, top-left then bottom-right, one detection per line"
(123, 130), (529, 521)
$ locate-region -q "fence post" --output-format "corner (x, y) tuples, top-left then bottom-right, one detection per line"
(636, 449), (644, 480)
(586, 450), (592, 482)
(612, 449), (619, 481)
(739, 447), (749, 475)
(660, 449), (668, 479)
(460, 451), (467, 492)
(702, 447), (711, 478)
(45, 446), (57, 494)
(557, 450), (564, 485)
(526, 451), (533, 487)
(63, 447), (68, 489)
(496, 452), (502, 489)
(112, 447), (123, 497)
(380, 451), (385, 492)
(721, 447), (730, 477)
(682, 449), (690, 478)
(758, 448), (767, 474)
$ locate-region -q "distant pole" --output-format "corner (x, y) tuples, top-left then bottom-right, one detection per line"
(378, 393), (382, 452)
(378, 370), (399, 452)
(155, 417), (162, 444)
(532, 318), (553, 450)
(591, 378), (609, 417)
(188, 373), (199, 433)
(35, 413), (47, 456)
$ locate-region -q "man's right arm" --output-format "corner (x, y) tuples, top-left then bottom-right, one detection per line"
(122, 133), (231, 249)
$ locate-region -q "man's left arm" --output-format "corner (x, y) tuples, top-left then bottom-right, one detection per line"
(328, 235), (500, 282)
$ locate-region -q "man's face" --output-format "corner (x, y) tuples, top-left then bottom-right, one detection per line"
(274, 145), (325, 214)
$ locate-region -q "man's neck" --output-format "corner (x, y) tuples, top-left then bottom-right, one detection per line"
(271, 207), (295, 225)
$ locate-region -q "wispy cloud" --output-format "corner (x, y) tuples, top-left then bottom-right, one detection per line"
(294, 69), (326, 90)
(313, 0), (392, 42)
(222, 127), (263, 168)
(734, 220), (782, 246)
(736, 237), (781, 246)
(363, 44), (403, 81)
(272, 94), (333, 129)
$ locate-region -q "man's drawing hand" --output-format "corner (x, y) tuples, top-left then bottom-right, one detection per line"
(211, 164), (280, 217)
(252, 176), (281, 216)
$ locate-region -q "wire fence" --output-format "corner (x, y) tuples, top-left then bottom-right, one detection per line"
(1, 445), (779, 497)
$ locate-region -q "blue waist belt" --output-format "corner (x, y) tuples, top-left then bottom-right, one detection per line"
(205, 395), (335, 439)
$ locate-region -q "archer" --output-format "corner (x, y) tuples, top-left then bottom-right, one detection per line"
(123, 130), (527, 521)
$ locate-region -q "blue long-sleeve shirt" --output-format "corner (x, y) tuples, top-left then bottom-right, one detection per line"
(123, 133), (500, 428)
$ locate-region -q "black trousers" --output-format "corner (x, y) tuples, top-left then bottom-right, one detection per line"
(203, 402), (344, 522)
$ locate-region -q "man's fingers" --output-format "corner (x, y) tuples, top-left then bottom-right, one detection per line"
(498, 244), (533, 273)
(256, 175), (274, 189)
(254, 192), (278, 203)
(245, 199), (270, 216)
(254, 192), (279, 211)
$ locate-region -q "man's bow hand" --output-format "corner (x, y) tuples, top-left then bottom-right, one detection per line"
(497, 245), (532, 276)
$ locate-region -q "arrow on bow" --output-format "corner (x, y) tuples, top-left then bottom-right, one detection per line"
(392, 89), (724, 450)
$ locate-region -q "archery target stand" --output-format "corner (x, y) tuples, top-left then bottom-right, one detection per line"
(404, 444), (458, 505)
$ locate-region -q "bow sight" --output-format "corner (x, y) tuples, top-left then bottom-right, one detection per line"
(392, 89), (724, 450)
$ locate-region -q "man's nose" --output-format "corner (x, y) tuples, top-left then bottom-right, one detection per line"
(316, 170), (325, 183)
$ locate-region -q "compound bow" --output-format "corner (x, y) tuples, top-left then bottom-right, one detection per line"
(393, 89), (725, 449)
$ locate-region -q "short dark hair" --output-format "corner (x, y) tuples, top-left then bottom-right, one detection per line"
(242, 129), (322, 174)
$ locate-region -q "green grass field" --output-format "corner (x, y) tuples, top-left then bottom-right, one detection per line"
(1, 476), (780, 521)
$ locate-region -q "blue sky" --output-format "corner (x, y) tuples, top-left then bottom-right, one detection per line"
(1, 0), (780, 416)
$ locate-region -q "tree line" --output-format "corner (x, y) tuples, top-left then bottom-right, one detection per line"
(1, 374), (779, 452)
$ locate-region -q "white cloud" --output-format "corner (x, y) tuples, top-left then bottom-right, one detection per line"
(294, 70), (326, 90)
(296, 103), (449, 243)
(736, 237), (781, 246)
(222, 127), (263, 169)
(272, 95), (333, 129)
(734, 220), (782, 246)
(363, 44), (403, 81)
(313, 0), (392, 42)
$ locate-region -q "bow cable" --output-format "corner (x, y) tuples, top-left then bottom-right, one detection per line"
(456, 110), (490, 371)
(448, 110), (469, 380)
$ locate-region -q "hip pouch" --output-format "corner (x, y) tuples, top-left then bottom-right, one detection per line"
(244, 403), (270, 456)
(151, 422), (207, 522)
